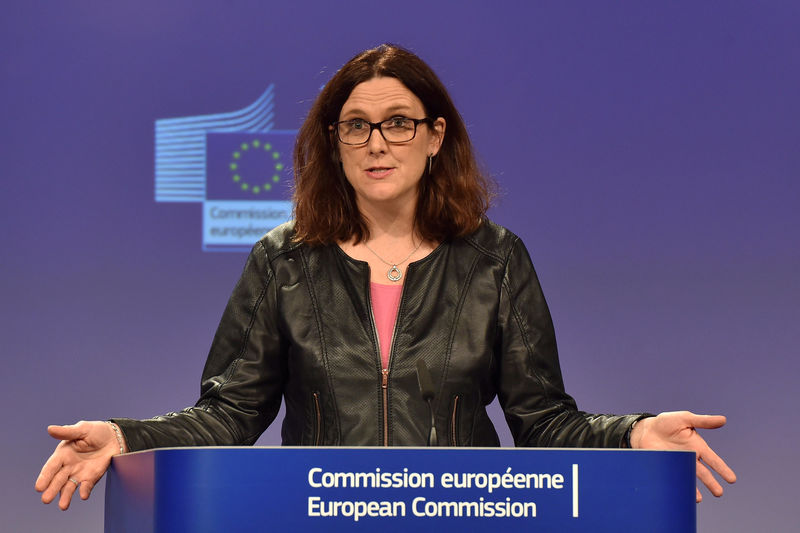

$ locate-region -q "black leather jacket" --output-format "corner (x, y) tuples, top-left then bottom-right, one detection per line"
(115, 220), (641, 450)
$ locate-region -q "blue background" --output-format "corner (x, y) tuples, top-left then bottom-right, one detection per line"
(1, 1), (797, 531)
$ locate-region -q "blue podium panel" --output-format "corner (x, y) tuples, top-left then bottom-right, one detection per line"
(105, 447), (695, 533)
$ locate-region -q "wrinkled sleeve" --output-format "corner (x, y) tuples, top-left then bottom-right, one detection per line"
(112, 240), (286, 451)
(497, 237), (647, 447)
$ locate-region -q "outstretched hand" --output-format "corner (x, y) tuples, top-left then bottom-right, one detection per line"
(35, 421), (125, 510)
(630, 411), (736, 502)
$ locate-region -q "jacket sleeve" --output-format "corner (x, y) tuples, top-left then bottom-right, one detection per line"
(496, 237), (648, 447)
(112, 240), (286, 451)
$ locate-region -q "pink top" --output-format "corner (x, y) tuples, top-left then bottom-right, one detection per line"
(370, 282), (403, 370)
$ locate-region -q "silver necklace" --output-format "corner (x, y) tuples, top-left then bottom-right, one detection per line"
(363, 238), (423, 282)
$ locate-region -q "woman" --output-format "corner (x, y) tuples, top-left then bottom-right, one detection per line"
(36, 44), (735, 510)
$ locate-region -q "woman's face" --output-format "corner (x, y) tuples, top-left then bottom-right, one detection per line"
(336, 77), (445, 212)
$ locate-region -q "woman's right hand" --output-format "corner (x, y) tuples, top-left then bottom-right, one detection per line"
(35, 421), (126, 510)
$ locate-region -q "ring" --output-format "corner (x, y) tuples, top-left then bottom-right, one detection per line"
(69, 478), (79, 486)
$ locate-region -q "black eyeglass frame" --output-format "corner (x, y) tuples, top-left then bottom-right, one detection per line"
(331, 117), (434, 145)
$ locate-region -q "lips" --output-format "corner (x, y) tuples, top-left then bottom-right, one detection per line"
(365, 166), (394, 178)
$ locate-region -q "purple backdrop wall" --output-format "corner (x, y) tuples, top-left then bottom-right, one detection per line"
(2, 1), (798, 531)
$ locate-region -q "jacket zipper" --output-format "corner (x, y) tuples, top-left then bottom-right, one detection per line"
(381, 369), (389, 446)
(368, 276), (407, 447)
(312, 391), (322, 446)
(382, 281), (408, 446)
(367, 294), (389, 446)
(450, 395), (460, 446)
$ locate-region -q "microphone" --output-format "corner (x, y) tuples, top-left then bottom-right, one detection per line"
(416, 359), (438, 446)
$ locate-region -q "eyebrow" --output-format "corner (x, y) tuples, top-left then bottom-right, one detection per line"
(339, 104), (414, 119)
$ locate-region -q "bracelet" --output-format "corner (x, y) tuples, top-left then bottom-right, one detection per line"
(105, 421), (126, 455)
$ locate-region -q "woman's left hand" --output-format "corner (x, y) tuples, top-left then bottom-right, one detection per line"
(630, 411), (737, 502)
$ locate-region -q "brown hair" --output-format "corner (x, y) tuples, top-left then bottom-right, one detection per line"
(292, 44), (492, 245)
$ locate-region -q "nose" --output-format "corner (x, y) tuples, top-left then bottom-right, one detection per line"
(366, 124), (388, 153)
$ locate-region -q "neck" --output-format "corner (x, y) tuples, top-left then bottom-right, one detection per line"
(358, 198), (417, 241)
(339, 197), (437, 284)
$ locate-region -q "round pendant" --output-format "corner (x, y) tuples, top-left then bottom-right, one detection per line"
(387, 265), (402, 282)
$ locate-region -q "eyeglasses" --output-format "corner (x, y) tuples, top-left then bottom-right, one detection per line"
(332, 116), (433, 145)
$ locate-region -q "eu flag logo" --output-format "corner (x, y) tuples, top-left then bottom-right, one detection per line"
(206, 132), (294, 201)
(154, 85), (295, 252)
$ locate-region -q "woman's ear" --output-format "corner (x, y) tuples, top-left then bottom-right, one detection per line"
(429, 117), (446, 156)
(328, 125), (341, 162)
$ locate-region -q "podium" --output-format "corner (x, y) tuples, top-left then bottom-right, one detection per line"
(105, 447), (695, 532)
